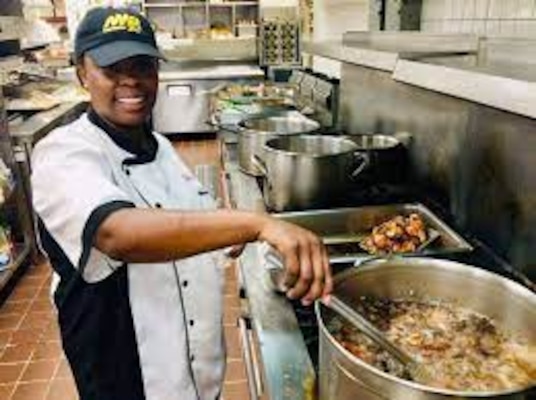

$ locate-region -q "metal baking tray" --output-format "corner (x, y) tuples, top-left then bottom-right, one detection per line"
(273, 203), (473, 264)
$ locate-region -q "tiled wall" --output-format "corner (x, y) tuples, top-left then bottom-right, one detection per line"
(421, 0), (536, 37)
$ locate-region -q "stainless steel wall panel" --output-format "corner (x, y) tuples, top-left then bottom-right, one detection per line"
(339, 62), (535, 280)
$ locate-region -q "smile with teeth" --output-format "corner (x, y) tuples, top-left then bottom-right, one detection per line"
(117, 96), (145, 104)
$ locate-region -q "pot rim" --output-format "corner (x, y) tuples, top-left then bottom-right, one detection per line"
(316, 257), (536, 397)
(342, 133), (401, 150)
(263, 134), (360, 159)
(237, 114), (321, 135)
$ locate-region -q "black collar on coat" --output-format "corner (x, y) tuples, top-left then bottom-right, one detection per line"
(87, 107), (158, 165)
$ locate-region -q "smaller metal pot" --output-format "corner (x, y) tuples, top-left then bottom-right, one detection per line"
(255, 135), (369, 212)
(343, 134), (407, 184)
(237, 111), (320, 176)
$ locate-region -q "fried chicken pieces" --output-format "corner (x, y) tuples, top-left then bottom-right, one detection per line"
(360, 213), (428, 254)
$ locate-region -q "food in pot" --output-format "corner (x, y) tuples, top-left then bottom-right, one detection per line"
(360, 213), (429, 254)
(330, 296), (536, 392)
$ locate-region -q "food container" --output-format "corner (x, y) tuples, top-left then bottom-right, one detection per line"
(272, 203), (473, 263)
(237, 111), (320, 176)
(256, 135), (369, 211)
(316, 257), (536, 400)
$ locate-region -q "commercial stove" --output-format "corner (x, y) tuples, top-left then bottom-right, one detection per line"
(224, 141), (534, 400)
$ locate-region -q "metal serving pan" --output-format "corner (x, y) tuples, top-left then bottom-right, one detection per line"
(273, 203), (473, 264)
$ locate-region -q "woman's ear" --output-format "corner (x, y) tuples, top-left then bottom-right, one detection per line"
(76, 59), (88, 88)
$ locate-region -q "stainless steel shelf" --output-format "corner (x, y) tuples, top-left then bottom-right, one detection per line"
(144, 3), (183, 7)
(144, 1), (258, 7)
(303, 33), (480, 72)
(305, 33), (536, 119)
(393, 59), (536, 120)
(302, 40), (398, 72)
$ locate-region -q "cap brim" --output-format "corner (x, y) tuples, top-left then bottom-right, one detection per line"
(87, 40), (165, 67)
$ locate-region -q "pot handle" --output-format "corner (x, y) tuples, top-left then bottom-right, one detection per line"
(393, 131), (413, 147)
(350, 152), (370, 179)
(251, 155), (268, 177)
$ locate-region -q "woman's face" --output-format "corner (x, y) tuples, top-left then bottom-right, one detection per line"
(78, 55), (158, 130)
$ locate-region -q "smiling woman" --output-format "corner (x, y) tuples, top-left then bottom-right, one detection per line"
(30, 6), (332, 400)
(77, 55), (159, 130)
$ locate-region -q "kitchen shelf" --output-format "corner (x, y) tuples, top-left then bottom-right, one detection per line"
(0, 91), (36, 300)
(145, 1), (257, 5)
(302, 33), (480, 72)
(182, 2), (210, 6)
(144, 3), (183, 7)
(144, 0), (259, 41)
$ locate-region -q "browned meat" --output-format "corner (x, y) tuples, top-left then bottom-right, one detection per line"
(360, 213), (429, 254)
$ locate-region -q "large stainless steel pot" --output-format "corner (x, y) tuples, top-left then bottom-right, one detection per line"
(255, 135), (368, 212)
(237, 111), (320, 176)
(316, 258), (536, 400)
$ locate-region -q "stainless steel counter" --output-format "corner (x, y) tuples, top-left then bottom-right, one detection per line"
(8, 100), (87, 263)
(9, 101), (87, 147)
(224, 144), (316, 400)
(155, 61), (264, 135)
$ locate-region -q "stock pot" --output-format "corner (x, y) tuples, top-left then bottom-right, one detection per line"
(316, 257), (536, 400)
(255, 135), (368, 212)
(237, 111), (320, 176)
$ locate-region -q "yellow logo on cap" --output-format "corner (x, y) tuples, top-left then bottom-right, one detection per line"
(102, 14), (142, 34)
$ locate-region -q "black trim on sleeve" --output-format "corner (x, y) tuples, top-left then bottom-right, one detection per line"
(79, 200), (136, 275)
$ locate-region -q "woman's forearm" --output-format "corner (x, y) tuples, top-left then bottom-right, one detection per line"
(95, 208), (270, 262)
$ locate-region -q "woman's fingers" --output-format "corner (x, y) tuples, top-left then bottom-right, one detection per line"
(295, 236), (326, 305)
(321, 246), (333, 299)
(285, 234), (331, 305)
(286, 240), (314, 301)
(259, 219), (333, 304)
(282, 243), (300, 291)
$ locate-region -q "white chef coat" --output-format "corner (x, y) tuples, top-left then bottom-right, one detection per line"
(31, 111), (225, 400)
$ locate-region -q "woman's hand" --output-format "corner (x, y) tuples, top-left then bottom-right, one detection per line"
(258, 218), (333, 306)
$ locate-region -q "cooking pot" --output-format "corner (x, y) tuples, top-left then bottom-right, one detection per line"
(343, 133), (407, 184)
(316, 257), (536, 400)
(237, 111), (320, 176)
(254, 135), (369, 212)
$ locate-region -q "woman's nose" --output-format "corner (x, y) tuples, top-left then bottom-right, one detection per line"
(116, 70), (141, 85)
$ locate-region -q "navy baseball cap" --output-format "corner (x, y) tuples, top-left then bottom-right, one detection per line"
(74, 7), (165, 67)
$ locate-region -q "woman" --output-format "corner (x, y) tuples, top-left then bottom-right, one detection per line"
(31, 6), (332, 400)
